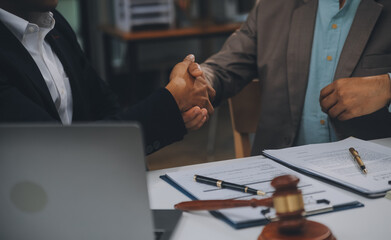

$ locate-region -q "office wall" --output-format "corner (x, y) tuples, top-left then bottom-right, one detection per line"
(57, 0), (82, 47)
(55, 0), (255, 100)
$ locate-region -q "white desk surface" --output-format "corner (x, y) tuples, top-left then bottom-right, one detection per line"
(147, 138), (391, 240)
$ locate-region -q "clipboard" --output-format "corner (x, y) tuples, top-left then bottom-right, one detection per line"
(160, 156), (363, 229)
(263, 137), (391, 198)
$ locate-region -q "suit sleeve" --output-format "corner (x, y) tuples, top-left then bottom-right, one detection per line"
(56, 15), (187, 154)
(0, 66), (186, 155)
(111, 88), (187, 155)
(201, 2), (259, 106)
(79, 61), (187, 154)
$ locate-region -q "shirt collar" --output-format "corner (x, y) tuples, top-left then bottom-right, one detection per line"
(0, 8), (55, 41)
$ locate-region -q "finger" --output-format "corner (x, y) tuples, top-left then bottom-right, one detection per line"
(186, 112), (206, 131)
(182, 106), (201, 123)
(183, 107), (207, 130)
(183, 54), (195, 65)
(190, 116), (207, 131)
(204, 99), (215, 116)
(327, 103), (346, 119)
(170, 55), (195, 80)
(188, 63), (203, 77)
(195, 76), (216, 100)
(207, 85), (216, 100)
(320, 83), (335, 101)
(200, 108), (209, 122)
(338, 111), (355, 121)
(320, 93), (338, 113)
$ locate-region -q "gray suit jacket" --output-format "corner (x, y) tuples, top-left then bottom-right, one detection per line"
(202, 0), (391, 154)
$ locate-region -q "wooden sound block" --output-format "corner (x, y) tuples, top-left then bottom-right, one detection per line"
(258, 220), (336, 240)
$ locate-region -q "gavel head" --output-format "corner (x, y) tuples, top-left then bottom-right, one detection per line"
(271, 175), (306, 234)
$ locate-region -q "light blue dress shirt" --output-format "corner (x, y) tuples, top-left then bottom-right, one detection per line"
(296, 0), (373, 145)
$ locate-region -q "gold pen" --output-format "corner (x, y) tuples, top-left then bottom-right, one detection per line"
(349, 147), (368, 174)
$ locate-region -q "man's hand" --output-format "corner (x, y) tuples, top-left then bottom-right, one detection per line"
(182, 106), (208, 131)
(188, 61), (216, 102)
(320, 74), (391, 121)
(166, 54), (216, 115)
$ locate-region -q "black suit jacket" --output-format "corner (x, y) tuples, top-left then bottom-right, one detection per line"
(0, 10), (186, 154)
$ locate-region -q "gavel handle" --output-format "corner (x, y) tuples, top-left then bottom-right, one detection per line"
(174, 198), (273, 211)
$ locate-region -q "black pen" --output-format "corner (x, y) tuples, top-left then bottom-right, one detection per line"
(349, 147), (368, 174)
(194, 175), (266, 196)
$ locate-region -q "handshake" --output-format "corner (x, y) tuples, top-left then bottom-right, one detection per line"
(166, 54), (216, 131)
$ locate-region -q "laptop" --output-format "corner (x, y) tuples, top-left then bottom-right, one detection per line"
(0, 124), (181, 240)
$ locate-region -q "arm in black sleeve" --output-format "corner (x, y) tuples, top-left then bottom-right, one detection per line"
(112, 88), (187, 154)
(53, 10), (187, 154)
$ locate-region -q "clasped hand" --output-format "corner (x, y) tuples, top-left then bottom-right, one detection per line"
(166, 54), (216, 130)
(320, 74), (391, 121)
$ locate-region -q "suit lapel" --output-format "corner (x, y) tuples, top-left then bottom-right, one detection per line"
(286, 0), (318, 124)
(334, 0), (383, 80)
(0, 21), (60, 119)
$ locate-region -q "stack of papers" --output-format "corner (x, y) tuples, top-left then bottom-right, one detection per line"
(263, 137), (391, 198)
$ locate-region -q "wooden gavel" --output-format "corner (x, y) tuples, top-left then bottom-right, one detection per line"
(175, 175), (336, 239)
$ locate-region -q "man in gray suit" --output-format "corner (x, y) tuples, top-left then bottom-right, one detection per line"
(191, 0), (391, 154)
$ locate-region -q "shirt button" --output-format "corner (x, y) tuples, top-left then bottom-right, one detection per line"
(28, 26), (35, 32)
(320, 120), (326, 125)
(332, 24), (338, 29)
(327, 56), (333, 61)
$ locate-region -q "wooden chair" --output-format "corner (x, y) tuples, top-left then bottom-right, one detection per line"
(228, 79), (261, 158)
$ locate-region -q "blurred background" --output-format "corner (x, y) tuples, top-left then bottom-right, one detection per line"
(56, 0), (257, 170)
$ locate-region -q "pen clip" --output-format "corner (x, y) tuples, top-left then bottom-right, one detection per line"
(305, 205), (334, 216)
(316, 199), (330, 205)
(302, 198), (333, 216)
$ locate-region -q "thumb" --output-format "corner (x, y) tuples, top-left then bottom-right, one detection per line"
(171, 54), (195, 79)
(182, 54), (195, 67)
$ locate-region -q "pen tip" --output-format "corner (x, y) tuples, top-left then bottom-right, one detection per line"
(363, 169), (368, 174)
(257, 190), (266, 196)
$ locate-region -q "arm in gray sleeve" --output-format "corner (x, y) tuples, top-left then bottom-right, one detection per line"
(201, 3), (260, 106)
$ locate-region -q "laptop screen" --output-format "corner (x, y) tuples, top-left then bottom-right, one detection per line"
(0, 124), (158, 240)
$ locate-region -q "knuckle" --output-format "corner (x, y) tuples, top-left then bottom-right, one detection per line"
(335, 89), (345, 99)
(339, 98), (349, 108)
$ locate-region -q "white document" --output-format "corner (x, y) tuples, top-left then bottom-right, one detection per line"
(164, 156), (360, 228)
(263, 137), (391, 197)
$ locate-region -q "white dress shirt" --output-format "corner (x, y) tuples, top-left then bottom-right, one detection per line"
(0, 8), (73, 124)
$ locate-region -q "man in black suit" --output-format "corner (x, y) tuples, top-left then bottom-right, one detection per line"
(0, 0), (215, 154)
